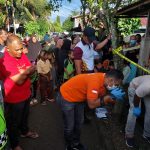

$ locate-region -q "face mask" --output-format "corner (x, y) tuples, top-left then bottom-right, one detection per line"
(130, 40), (136, 46)
(107, 85), (117, 91)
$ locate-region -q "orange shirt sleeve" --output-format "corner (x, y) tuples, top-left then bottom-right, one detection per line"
(87, 80), (100, 101)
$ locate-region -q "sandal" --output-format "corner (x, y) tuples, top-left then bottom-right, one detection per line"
(33, 98), (38, 104)
(30, 100), (34, 106)
(47, 98), (55, 102)
(21, 131), (39, 139)
(41, 101), (47, 105)
(13, 146), (23, 150)
(30, 99), (38, 106)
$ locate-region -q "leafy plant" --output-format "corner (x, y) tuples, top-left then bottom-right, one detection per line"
(24, 21), (40, 35)
(118, 18), (141, 36)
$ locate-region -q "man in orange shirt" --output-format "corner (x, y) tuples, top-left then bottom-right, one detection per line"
(60, 70), (124, 150)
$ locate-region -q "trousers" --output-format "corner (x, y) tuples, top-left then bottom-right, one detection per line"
(125, 87), (150, 137)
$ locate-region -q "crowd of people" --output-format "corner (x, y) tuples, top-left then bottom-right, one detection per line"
(0, 26), (149, 150)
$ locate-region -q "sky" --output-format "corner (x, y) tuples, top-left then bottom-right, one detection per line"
(50, 0), (81, 23)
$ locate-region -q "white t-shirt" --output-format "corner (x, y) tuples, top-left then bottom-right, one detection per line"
(130, 75), (150, 97)
(74, 41), (95, 71)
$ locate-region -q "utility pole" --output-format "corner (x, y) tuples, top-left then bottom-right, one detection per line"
(12, 0), (16, 34)
(6, 0), (10, 31)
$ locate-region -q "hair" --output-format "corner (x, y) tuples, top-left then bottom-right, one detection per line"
(94, 59), (102, 65)
(0, 28), (7, 35)
(106, 69), (124, 80)
(123, 60), (130, 66)
(68, 50), (73, 55)
(103, 59), (110, 69)
(38, 50), (47, 59)
(61, 39), (71, 53)
(136, 34), (141, 43)
(71, 34), (76, 44)
(109, 61), (114, 66)
(6, 35), (22, 46)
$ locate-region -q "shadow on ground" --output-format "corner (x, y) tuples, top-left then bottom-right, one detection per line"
(20, 102), (105, 150)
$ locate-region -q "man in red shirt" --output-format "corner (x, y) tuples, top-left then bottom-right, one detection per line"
(0, 35), (38, 150)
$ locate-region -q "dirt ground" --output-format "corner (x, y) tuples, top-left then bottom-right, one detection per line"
(20, 102), (105, 150)
(19, 91), (150, 150)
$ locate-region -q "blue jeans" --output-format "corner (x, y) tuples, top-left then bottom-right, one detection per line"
(59, 94), (85, 146)
(125, 87), (150, 137)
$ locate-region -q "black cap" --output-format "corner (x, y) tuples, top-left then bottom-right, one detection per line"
(83, 26), (96, 42)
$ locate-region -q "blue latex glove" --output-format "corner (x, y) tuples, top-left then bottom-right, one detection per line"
(133, 107), (141, 117)
(110, 88), (125, 101)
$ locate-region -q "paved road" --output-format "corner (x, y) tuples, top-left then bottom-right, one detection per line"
(20, 102), (105, 150)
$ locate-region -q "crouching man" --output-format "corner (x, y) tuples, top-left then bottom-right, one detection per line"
(125, 75), (150, 148)
(59, 70), (125, 150)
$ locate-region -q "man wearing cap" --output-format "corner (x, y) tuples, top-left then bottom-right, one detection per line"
(73, 26), (111, 74)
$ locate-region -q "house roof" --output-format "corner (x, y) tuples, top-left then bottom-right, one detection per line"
(116, 0), (150, 18)
(71, 13), (90, 19)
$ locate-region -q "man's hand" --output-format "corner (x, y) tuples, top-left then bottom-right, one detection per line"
(26, 65), (36, 75)
(110, 88), (125, 101)
(107, 33), (112, 40)
(19, 66), (35, 75)
(103, 95), (115, 105)
(133, 107), (141, 117)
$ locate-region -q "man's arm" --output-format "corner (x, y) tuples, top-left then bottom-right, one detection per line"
(74, 60), (82, 74)
(87, 80), (115, 109)
(10, 66), (35, 85)
(73, 47), (83, 75)
(95, 34), (111, 51)
(134, 84), (150, 107)
(87, 95), (114, 109)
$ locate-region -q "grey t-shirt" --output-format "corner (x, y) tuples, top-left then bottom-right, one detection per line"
(130, 75), (150, 97)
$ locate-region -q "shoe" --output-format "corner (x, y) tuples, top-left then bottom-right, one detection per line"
(66, 145), (72, 150)
(84, 116), (91, 124)
(66, 143), (87, 150)
(30, 100), (34, 106)
(72, 143), (87, 150)
(143, 135), (150, 143)
(47, 98), (55, 102)
(32, 98), (38, 104)
(30, 98), (38, 106)
(41, 101), (47, 105)
(13, 146), (23, 150)
(125, 137), (134, 148)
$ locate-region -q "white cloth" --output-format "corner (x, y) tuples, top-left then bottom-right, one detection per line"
(129, 75), (150, 97)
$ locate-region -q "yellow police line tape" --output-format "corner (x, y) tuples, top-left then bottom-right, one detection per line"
(113, 46), (150, 74)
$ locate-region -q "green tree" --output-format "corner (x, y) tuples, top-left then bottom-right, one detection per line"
(24, 21), (40, 35)
(0, 0), (72, 31)
(79, 0), (139, 46)
(62, 10), (79, 31)
(79, 0), (139, 70)
(0, 12), (5, 27)
(118, 18), (141, 36)
(37, 19), (51, 36)
(24, 19), (51, 36)
(53, 16), (63, 32)
(62, 17), (74, 31)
